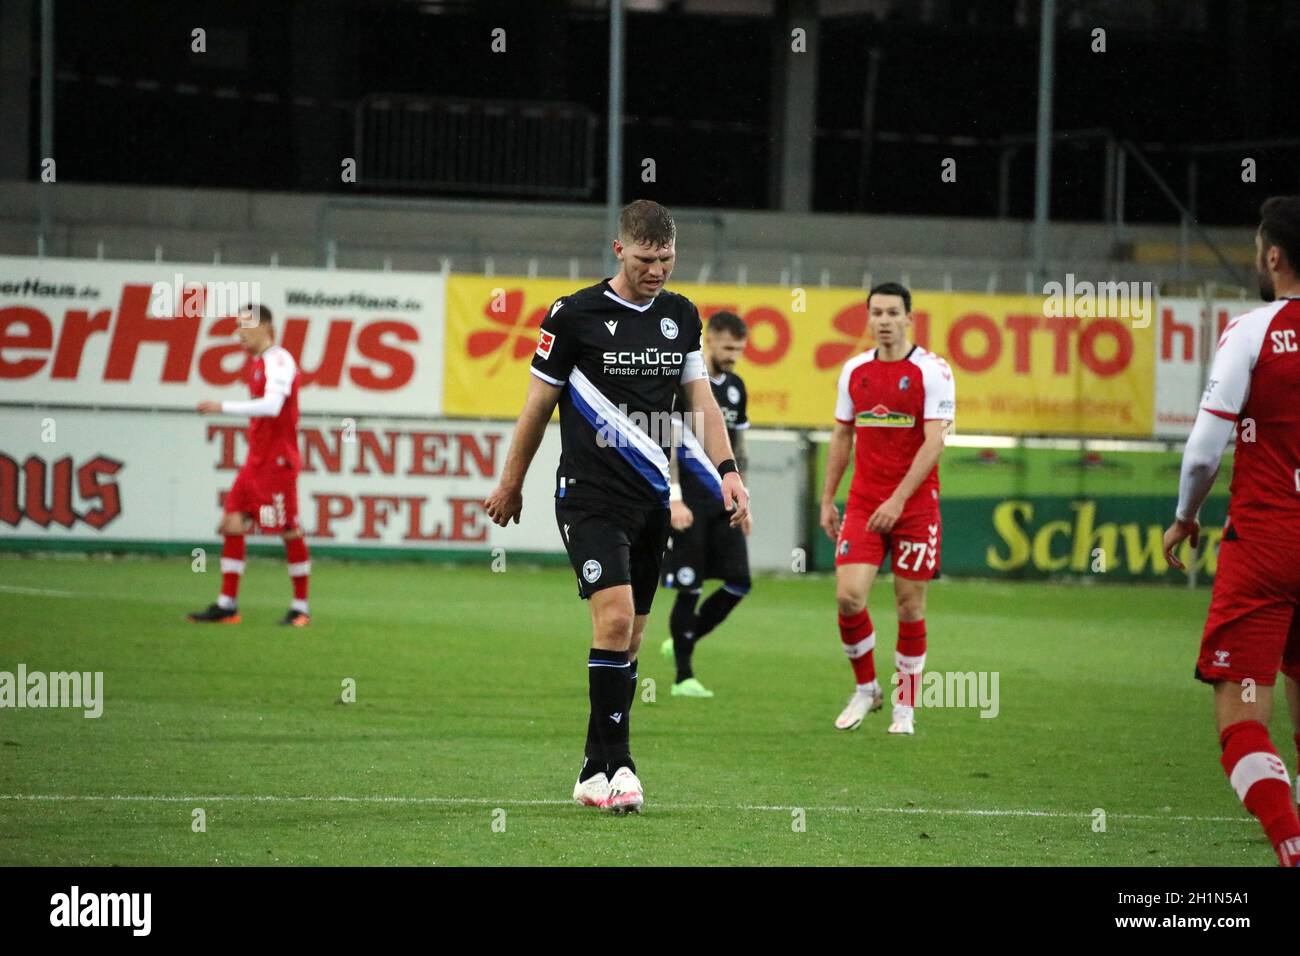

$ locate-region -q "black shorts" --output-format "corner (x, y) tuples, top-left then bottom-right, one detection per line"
(665, 506), (751, 591)
(555, 500), (672, 616)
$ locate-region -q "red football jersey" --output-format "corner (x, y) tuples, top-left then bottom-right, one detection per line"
(835, 344), (955, 513)
(1200, 298), (1300, 538)
(246, 345), (301, 470)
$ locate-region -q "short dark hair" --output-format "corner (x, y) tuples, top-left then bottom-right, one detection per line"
(706, 311), (747, 339)
(618, 199), (676, 248)
(243, 303), (273, 326)
(1259, 196), (1300, 274)
(867, 281), (911, 314)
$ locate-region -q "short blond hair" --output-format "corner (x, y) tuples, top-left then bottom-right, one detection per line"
(618, 199), (676, 248)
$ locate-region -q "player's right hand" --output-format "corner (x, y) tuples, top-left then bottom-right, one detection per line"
(483, 484), (523, 527)
(670, 500), (694, 531)
(1162, 518), (1200, 571)
(820, 500), (841, 542)
(196, 400), (222, 414)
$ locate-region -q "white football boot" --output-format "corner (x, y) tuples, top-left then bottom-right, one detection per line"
(573, 772), (611, 808)
(606, 766), (644, 814)
(834, 683), (882, 730)
(888, 704), (916, 735)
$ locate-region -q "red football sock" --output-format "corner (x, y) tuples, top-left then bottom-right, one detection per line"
(1220, 720), (1300, 866)
(220, 535), (245, 606)
(895, 619), (928, 709)
(838, 607), (876, 685)
(285, 536), (310, 608)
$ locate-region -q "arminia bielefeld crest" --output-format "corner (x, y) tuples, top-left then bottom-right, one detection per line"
(660, 317), (679, 340)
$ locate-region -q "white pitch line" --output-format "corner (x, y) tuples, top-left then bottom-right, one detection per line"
(0, 584), (223, 607)
(0, 584), (75, 597)
(0, 794), (1253, 823)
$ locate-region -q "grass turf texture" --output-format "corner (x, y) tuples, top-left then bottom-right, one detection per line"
(0, 552), (1289, 866)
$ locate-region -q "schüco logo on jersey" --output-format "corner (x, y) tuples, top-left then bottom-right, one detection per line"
(602, 349), (684, 376)
(855, 404), (915, 428)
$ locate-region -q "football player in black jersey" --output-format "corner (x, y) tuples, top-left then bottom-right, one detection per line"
(660, 311), (752, 698)
(484, 200), (750, 813)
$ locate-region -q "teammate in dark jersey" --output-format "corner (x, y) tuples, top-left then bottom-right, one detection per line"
(659, 311), (753, 698)
(484, 200), (750, 813)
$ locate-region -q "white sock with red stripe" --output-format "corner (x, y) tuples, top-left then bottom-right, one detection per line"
(285, 536), (310, 615)
(893, 619), (927, 718)
(218, 535), (245, 610)
(1220, 720), (1300, 866)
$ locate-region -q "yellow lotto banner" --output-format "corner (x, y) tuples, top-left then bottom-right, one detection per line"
(444, 276), (1155, 435)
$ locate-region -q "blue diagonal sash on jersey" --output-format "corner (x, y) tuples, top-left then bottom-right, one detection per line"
(567, 368), (670, 500)
(679, 419), (724, 500)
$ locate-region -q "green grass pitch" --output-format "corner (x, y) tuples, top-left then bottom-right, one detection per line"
(0, 552), (1289, 866)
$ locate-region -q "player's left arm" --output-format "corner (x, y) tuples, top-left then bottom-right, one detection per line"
(680, 374), (749, 528)
(867, 419), (951, 533)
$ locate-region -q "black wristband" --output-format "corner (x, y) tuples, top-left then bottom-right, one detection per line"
(717, 459), (738, 477)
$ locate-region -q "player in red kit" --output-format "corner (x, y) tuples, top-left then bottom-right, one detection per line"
(820, 283), (954, 736)
(188, 304), (311, 627)
(1163, 197), (1300, 866)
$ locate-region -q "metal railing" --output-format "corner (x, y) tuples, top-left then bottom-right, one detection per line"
(3, 227), (1248, 297)
(992, 127), (1289, 287)
(354, 94), (599, 199)
(312, 196), (729, 271)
